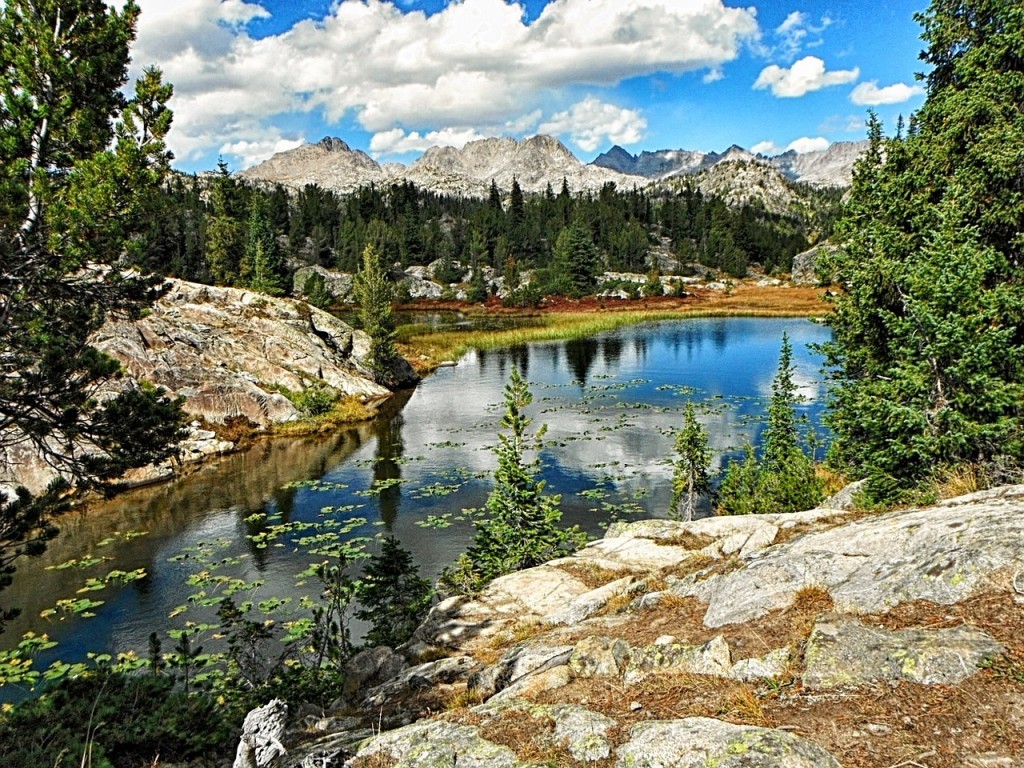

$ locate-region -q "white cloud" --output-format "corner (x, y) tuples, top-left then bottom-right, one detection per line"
(850, 80), (925, 106)
(753, 56), (859, 98)
(751, 140), (782, 156)
(133, 0), (759, 162)
(220, 136), (305, 168)
(786, 136), (830, 154)
(774, 11), (831, 60)
(538, 97), (647, 152)
(370, 126), (490, 156)
(752, 136), (830, 157)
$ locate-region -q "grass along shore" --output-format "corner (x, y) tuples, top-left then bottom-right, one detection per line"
(399, 284), (831, 373)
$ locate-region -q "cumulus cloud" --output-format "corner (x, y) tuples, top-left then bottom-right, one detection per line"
(752, 136), (831, 156)
(751, 140), (782, 156)
(850, 80), (925, 106)
(753, 56), (859, 98)
(220, 136), (305, 168)
(133, 0), (759, 162)
(786, 136), (830, 154)
(538, 97), (647, 152)
(370, 127), (490, 155)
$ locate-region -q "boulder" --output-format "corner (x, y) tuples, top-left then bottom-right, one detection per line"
(291, 264), (355, 302)
(615, 718), (842, 767)
(802, 617), (1004, 689)
(546, 576), (638, 626)
(362, 655), (475, 709)
(233, 699), (288, 768)
(342, 646), (407, 700)
(2, 279), (421, 493)
(677, 486), (1024, 627)
(569, 636), (632, 678)
(352, 720), (519, 767)
(468, 642), (574, 700)
(623, 635), (732, 685)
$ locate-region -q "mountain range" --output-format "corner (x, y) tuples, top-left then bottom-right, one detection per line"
(239, 135), (866, 212)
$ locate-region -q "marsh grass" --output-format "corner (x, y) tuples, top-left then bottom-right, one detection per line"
(400, 287), (829, 370)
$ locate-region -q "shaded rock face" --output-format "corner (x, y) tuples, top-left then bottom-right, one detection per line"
(790, 243), (840, 286)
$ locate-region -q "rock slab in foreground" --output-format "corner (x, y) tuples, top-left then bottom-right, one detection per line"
(679, 485), (1024, 627)
(615, 717), (842, 768)
(802, 617), (1004, 689)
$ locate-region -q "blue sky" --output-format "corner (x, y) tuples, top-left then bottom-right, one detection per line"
(132, 0), (929, 173)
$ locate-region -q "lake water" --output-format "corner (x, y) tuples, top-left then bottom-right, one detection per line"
(0, 317), (831, 689)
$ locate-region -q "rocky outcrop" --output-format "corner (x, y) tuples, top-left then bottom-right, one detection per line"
(94, 279), (417, 426)
(240, 485), (1024, 767)
(791, 243), (840, 286)
(2, 279), (418, 494)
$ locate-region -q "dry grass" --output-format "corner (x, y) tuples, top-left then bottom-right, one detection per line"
(272, 395), (376, 435)
(400, 284), (830, 370)
(443, 686), (488, 711)
(932, 463), (984, 500)
(654, 530), (715, 550)
(555, 561), (630, 589)
(349, 750), (399, 768)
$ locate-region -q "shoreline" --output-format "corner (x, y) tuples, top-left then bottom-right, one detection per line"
(100, 284), (831, 498)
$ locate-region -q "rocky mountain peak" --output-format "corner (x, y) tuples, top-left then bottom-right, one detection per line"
(317, 136), (352, 153)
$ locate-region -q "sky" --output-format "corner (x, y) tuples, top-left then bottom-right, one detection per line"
(130, 0), (931, 173)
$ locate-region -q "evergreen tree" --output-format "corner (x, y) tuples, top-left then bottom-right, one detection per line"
(0, 0), (184, 631)
(205, 160), (243, 285)
(670, 402), (713, 521)
(822, 0), (1024, 500)
(446, 368), (584, 591)
(717, 336), (823, 515)
(716, 444), (761, 517)
(550, 220), (601, 296)
(355, 536), (433, 649)
(241, 195), (284, 295)
(353, 244), (401, 388)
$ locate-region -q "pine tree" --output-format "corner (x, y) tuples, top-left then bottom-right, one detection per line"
(447, 368), (584, 591)
(550, 220), (601, 297)
(0, 0), (184, 631)
(353, 244), (401, 388)
(671, 402), (713, 521)
(355, 536), (433, 649)
(241, 194), (284, 295)
(717, 335), (823, 515)
(822, 0), (1024, 500)
(205, 160), (243, 285)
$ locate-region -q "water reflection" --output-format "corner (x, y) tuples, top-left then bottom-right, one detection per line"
(1, 317), (831, 674)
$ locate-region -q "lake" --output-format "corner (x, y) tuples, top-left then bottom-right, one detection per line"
(0, 317), (831, 689)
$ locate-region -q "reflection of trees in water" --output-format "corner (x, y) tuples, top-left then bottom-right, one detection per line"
(601, 335), (624, 370)
(565, 337), (601, 387)
(711, 319), (729, 352)
(373, 412), (405, 528)
(507, 345), (530, 378)
(477, 347), (489, 372)
(541, 343), (561, 370)
(631, 333), (649, 364)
